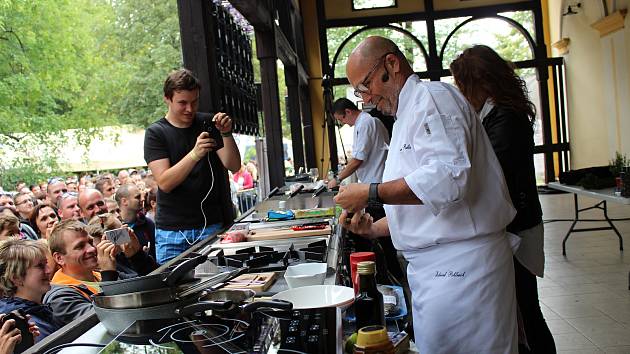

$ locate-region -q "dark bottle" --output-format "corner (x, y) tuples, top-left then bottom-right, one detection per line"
(354, 261), (385, 332)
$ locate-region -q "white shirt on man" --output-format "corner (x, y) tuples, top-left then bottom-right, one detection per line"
(383, 75), (515, 251)
(352, 111), (389, 184)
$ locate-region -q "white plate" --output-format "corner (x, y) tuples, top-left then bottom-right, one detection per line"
(272, 285), (354, 310)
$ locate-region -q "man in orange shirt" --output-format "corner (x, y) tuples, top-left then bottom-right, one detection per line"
(43, 220), (117, 325)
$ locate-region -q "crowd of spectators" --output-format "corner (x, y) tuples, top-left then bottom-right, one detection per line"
(0, 167), (162, 352)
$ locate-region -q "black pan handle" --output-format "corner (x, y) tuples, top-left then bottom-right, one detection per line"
(312, 185), (327, 198)
(176, 300), (234, 317)
(289, 184), (304, 198)
(266, 187), (281, 199)
(242, 299), (293, 313)
(163, 254), (208, 287)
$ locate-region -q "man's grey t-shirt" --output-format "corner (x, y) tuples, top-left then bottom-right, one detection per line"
(144, 113), (224, 230)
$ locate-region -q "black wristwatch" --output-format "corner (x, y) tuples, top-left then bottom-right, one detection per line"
(368, 183), (383, 207)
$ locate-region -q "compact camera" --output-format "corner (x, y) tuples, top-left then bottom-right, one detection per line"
(202, 118), (224, 151)
(2, 309), (34, 353)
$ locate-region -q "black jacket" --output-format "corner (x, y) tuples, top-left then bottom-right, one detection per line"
(0, 297), (63, 342)
(482, 105), (542, 233)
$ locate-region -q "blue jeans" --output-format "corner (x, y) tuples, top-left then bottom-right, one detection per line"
(155, 223), (222, 264)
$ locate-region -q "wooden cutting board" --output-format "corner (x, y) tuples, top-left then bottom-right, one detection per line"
(224, 272), (277, 292)
(246, 225), (332, 241)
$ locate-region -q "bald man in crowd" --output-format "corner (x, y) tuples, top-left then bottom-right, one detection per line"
(336, 36), (518, 354)
(78, 189), (108, 222)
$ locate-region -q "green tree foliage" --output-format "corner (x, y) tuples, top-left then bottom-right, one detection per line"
(0, 0), (117, 138)
(104, 0), (182, 127)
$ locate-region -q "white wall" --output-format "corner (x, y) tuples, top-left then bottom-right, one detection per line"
(550, 0), (630, 168)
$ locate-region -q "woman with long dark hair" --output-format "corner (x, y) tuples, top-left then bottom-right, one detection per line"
(450, 45), (555, 354)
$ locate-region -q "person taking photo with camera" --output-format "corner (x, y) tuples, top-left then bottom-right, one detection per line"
(144, 68), (240, 264)
(0, 239), (60, 348)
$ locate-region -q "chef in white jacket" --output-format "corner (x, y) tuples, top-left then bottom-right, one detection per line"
(335, 36), (518, 354)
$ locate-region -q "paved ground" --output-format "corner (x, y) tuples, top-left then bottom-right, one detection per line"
(539, 192), (630, 353)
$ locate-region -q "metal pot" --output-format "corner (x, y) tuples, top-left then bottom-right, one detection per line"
(93, 297), (230, 336)
(100, 254), (208, 296)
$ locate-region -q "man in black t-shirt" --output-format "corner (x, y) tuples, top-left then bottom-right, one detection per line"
(144, 68), (241, 264)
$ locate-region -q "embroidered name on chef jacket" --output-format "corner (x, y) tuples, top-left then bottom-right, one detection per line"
(400, 143), (412, 152)
(434, 270), (466, 278)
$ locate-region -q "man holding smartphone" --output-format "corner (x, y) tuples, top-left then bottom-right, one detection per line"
(144, 69), (241, 264)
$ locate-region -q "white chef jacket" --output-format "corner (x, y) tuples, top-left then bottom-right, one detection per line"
(383, 75), (516, 251)
(352, 111), (390, 183)
(384, 75), (518, 354)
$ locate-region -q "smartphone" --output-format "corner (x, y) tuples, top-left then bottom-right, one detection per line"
(202, 118), (224, 151)
(104, 227), (131, 245)
(3, 310), (34, 352)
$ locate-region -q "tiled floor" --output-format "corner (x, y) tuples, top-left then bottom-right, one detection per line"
(538, 192), (630, 353)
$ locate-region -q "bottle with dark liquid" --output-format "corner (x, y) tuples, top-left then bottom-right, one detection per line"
(354, 261), (385, 331)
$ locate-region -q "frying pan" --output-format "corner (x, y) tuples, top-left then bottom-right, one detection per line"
(93, 266), (249, 309)
(99, 254), (208, 296)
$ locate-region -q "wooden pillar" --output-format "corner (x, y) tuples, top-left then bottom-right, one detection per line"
(256, 28), (286, 188)
(286, 66), (306, 172)
(176, 0), (232, 222)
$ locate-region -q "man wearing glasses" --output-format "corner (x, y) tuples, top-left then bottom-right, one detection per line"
(335, 36), (519, 354)
(13, 192), (35, 223)
(78, 189), (108, 222)
(46, 178), (68, 207)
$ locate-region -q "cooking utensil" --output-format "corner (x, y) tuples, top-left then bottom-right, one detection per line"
(93, 266), (249, 309)
(247, 225), (332, 241)
(177, 289), (292, 317)
(272, 285), (354, 310)
(224, 272), (277, 292)
(100, 254), (207, 296)
(312, 185), (327, 198)
(93, 296), (230, 335)
(266, 186), (281, 199)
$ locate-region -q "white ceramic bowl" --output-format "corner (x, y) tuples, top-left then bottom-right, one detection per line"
(272, 285), (355, 310)
(284, 263), (327, 289)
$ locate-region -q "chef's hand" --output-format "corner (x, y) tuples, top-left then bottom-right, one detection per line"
(121, 227), (141, 258)
(213, 112), (233, 134)
(0, 316), (21, 354)
(333, 183), (369, 213)
(327, 178), (338, 189)
(339, 210), (378, 239)
(96, 237), (117, 271)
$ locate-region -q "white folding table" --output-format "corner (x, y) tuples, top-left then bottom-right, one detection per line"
(547, 182), (629, 256)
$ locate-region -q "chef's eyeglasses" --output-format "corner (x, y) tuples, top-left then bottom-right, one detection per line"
(353, 51), (396, 98)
